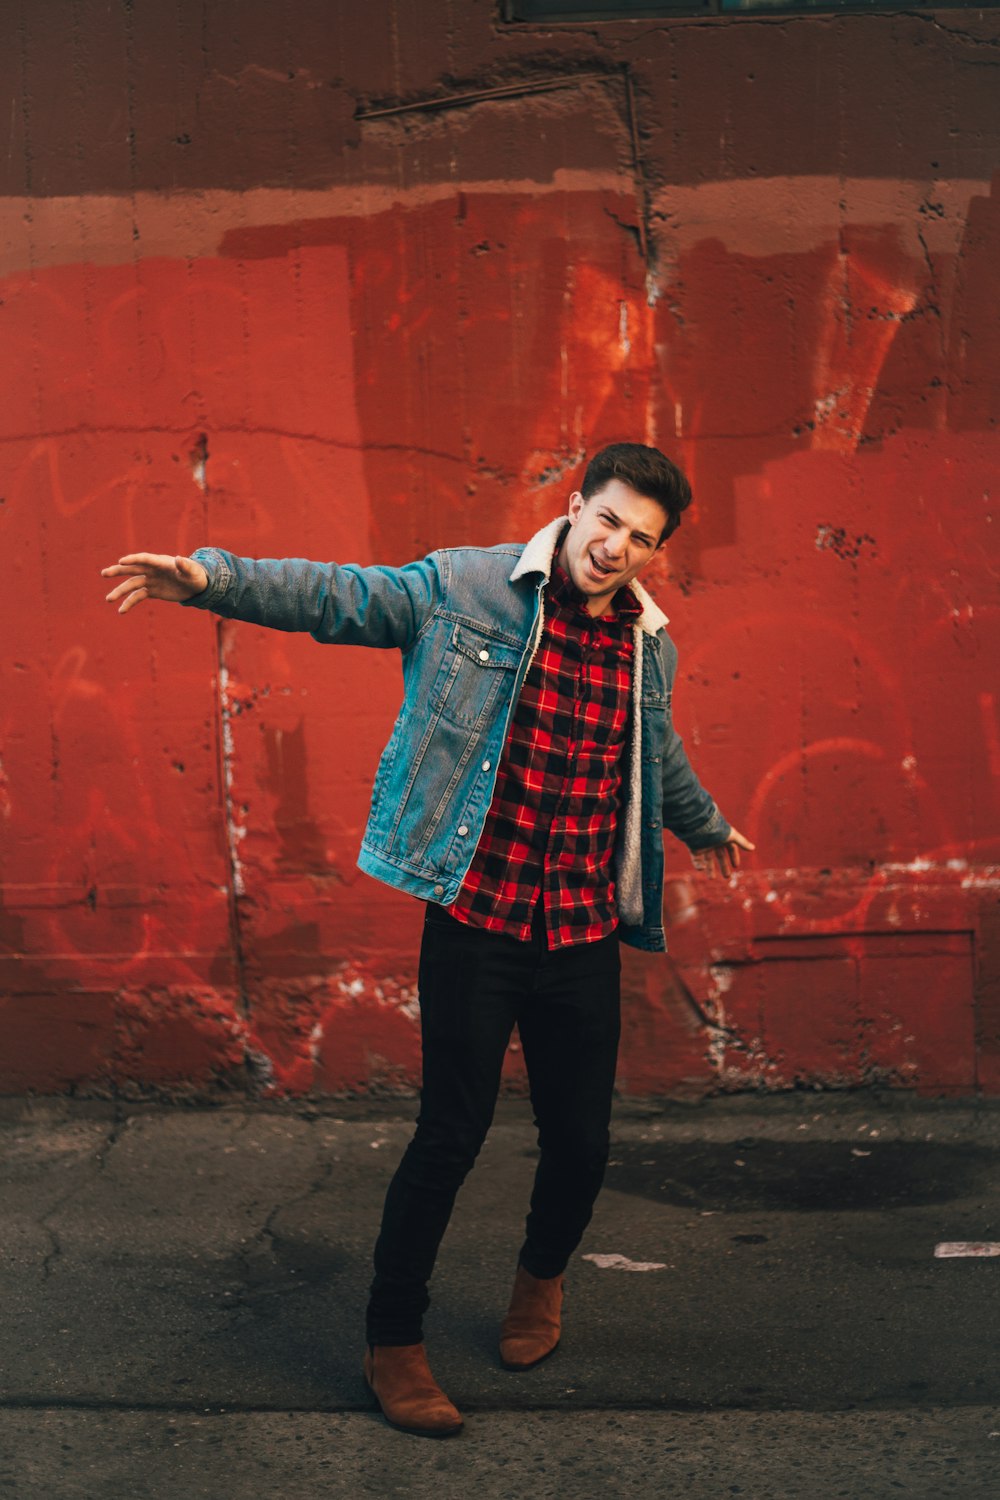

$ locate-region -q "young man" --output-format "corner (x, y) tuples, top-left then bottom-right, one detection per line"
(102, 442), (752, 1439)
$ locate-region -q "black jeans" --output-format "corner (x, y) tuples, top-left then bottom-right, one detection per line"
(365, 900), (622, 1347)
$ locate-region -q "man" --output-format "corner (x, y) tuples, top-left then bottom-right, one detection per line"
(102, 442), (753, 1439)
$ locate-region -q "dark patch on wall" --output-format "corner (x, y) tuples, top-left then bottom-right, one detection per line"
(4, 3), (999, 195)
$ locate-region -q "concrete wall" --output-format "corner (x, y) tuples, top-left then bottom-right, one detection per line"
(2, 0), (999, 1098)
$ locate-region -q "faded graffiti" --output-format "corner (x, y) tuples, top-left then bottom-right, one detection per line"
(1, 166), (998, 1095)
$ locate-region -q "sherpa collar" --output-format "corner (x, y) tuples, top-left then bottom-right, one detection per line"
(509, 515), (669, 634)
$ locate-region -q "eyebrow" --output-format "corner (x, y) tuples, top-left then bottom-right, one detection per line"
(598, 505), (655, 547)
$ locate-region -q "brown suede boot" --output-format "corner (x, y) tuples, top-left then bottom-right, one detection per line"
(499, 1264), (564, 1370)
(363, 1343), (464, 1438)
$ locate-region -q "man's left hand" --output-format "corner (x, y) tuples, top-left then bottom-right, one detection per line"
(691, 827), (755, 880)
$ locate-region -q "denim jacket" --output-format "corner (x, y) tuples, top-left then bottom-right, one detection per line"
(183, 517), (731, 952)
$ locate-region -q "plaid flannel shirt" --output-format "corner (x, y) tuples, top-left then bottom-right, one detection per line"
(450, 562), (640, 949)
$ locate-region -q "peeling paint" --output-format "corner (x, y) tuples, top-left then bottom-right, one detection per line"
(216, 666), (248, 899)
(618, 300), (631, 357)
(190, 433), (208, 492)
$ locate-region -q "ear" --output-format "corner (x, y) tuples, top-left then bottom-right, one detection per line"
(655, 512), (675, 550)
(566, 489), (585, 525)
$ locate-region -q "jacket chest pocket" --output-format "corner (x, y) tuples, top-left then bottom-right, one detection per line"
(431, 624), (521, 729)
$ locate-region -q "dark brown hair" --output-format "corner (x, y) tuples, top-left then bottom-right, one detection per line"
(581, 442), (692, 541)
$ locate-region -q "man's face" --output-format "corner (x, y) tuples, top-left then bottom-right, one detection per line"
(556, 479), (668, 616)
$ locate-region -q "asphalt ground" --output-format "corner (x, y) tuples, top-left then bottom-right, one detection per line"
(1, 1093), (998, 1498)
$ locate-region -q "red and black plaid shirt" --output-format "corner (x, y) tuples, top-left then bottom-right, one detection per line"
(450, 562), (640, 949)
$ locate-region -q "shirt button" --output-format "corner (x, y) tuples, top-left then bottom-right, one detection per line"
(458, 825), (469, 837)
(482, 760), (491, 772)
(433, 884), (444, 897)
(478, 649), (490, 661)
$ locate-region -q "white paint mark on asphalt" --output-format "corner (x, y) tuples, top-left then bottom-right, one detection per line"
(851, 1148), (872, 1157)
(583, 1253), (668, 1273)
(934, 1242), (1000, 1258)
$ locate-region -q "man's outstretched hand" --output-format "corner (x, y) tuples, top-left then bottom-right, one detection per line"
(691, 826), (755, 880)
(101, 553), (209, 615)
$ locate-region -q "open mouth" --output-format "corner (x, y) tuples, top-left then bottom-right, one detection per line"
(588, 552), (616, 581)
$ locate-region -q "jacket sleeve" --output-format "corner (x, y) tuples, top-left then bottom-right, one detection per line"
(657, 630), (733, 850)
(179, 547), (443, 652)
(660, 718), (732, 850)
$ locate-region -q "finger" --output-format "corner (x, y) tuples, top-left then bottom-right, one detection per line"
(115, 552), (172, 567)
(101, 564), (149, 578)
(118, 585), (149, 615)
(731, 844), (741, 870)
(106, 575), (148, 603)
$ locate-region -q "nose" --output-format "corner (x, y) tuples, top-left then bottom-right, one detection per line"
(603, 530), (626, 559)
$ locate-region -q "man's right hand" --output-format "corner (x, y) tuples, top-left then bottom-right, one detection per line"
(101, 553), (209, 615)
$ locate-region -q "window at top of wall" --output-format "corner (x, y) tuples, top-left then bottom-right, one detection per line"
(503, 0), (1000, 18)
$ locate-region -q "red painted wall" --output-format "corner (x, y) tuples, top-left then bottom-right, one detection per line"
(2, 1), (999, 1097)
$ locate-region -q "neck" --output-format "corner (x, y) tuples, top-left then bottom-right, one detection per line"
(585, 593), (613, 618)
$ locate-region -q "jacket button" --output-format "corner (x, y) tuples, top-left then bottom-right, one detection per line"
(482, 760), (491, 772)
(649, 819), (660, 828)
(478, 649), (490, 661)
(458, 825), (469, 837)
(433, 884), (444, 897)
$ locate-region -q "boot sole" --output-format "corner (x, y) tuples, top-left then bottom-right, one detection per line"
(499, 1338), (561, 1372)
(364, 1373), (464, 1438)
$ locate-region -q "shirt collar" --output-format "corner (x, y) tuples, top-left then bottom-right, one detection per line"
(548, 561), (642, 622)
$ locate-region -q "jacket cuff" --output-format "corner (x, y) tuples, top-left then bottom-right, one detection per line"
(684, 804), (732, 851)
(179, 547), (232, 610)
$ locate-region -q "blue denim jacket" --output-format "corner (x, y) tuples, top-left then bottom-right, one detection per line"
(184, 517), (731, 952)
